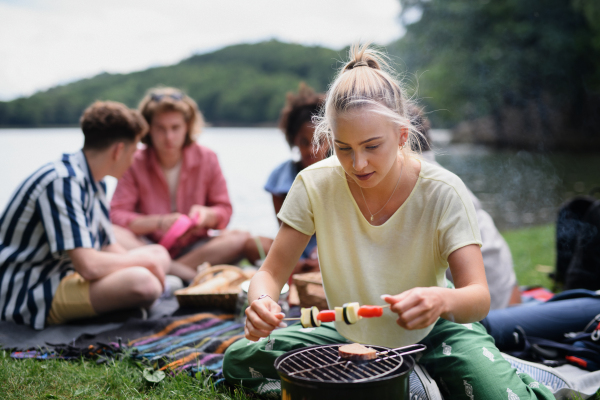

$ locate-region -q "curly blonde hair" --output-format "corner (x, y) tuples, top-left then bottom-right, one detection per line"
(138, 87), (204, 148)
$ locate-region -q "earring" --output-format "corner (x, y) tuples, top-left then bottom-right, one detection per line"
(401, 142), (407, 149)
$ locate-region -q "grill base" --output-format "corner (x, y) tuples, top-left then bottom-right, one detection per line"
(275, 344), (415, 400)
(280, 373), (410, 400)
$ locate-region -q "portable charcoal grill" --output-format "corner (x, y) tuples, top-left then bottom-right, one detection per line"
(274, 343), (426, 400)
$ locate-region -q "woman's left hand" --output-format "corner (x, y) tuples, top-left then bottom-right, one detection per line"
(382, 287), (447, 330)
(188, 205), (216, 230)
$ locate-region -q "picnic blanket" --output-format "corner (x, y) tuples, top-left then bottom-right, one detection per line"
(126, 312), (244, 373)
(9, 310), (245, 375)
(0, 294), (180, 350)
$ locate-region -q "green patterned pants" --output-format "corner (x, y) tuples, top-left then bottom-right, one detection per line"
(223, 319), (555, 399)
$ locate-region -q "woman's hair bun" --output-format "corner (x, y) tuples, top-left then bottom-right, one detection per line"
(342, 44), (384, 72)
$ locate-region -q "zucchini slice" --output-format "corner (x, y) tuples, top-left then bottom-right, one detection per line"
(342, 302), (361, 324)
(300, 306), (321, 328)
(310, 306), (321, 327)
(300, 307), (312, 328)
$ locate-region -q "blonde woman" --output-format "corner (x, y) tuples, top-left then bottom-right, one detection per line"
(223, 46), (553, 399)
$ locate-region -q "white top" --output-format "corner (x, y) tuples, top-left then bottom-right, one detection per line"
(162, 161), (182, 212)
(279, 156), (482, 348)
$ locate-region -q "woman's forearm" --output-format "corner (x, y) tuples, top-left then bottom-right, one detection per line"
(444, 244), (490, 322)
(440, 283), (490, 323)
(128, 215), (163, 236)
(247, 269), (286, 303)
(247, 223), (311, 303)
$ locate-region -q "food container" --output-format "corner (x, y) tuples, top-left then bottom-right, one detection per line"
(274, 343), (425, 400)
(235, 280), (289, 322)
(174, 265), (252, 310)
(292, 272), (328, 310)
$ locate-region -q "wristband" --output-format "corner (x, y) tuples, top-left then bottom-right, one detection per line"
(258, 294), (273, 301)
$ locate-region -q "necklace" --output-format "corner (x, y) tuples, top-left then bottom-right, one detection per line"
(359, 158), (404, 222)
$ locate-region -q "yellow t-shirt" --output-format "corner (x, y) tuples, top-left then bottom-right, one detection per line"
(278, 156), (482, 348)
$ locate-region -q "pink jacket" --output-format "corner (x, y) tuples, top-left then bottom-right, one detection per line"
(110, 143), (232, 245)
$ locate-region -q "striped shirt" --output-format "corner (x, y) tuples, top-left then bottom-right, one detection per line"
(0, 150), (114, 329)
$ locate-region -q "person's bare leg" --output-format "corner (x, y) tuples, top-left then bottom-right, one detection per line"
(113, 225), (147, 251)
(127, 244), (171, 276)
(508, 284), (522, 306)
(89, 267), (162, 313)
(113, 228), (193, 281)
(176, 230), (251, 268)
(169, 260), (197, 282)
(242, 236), (274, 265)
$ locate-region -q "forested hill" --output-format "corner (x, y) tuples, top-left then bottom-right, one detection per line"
(0, 40), (342, 127)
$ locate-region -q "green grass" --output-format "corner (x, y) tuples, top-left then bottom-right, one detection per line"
(1, 223), (595, 399)
(0, 349), (250, 399)
(501, 224), (556, 289)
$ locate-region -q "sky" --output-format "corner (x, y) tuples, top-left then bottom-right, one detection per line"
(0, 0), (404, 101)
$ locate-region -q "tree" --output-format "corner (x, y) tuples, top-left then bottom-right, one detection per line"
(0, 41), (340, 127)
(390, 0), (600, 150)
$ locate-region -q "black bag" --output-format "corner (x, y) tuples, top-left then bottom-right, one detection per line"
(552, 188), (600, 291)
(507, 314), (600, 371)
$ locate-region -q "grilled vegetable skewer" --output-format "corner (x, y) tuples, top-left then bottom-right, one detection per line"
(283, 304), (389, 325)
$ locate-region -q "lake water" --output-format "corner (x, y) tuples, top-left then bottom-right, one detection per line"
(0, 127), (598, 237)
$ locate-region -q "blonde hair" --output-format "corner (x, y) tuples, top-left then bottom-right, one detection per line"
(313, 44), (425, 157)
(138, 87), (204, 148)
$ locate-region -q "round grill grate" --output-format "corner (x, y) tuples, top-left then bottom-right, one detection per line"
(275, 344), (405, 384)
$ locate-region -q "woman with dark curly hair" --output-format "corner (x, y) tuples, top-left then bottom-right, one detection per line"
(264, 83), (329, 270)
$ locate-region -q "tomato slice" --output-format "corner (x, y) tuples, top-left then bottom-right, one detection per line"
(317, 310), (336, 322)
(357, 306), (383, 318)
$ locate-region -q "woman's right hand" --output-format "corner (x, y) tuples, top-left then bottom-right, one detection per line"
(244, 296), (287, 341)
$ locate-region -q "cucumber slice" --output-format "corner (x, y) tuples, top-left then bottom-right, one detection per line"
(300, 307), (312, 328)
(310, 306), (321, 327)
(342, 304), (351, 324)
(342, 302), (361, 324)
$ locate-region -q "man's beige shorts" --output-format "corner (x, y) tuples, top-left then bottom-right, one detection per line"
(46, 273), (97, 325)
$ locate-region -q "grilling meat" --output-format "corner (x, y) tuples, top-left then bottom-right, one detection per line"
(338, 343), (377, 361)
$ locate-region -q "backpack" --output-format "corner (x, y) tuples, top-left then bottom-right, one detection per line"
(483, 290), (600, 372)
(552, 188), (600, 292)
(507, 313), (600, 371)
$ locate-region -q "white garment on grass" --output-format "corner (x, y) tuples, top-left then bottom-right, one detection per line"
(422, 151), (517, 310)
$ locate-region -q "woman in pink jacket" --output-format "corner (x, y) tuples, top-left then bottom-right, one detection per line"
(111, 87), (270, 282)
